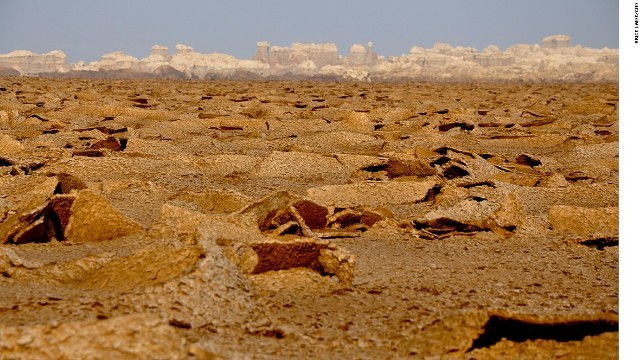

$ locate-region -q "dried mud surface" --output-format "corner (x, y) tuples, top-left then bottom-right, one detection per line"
(0, 78), (618, 359)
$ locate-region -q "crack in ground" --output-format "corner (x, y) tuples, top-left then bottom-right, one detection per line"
(467, 315), (618, 352)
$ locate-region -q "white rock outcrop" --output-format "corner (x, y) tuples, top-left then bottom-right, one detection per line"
(543, 34), (571, 49)
(0, 50), (68, 75)
(0, 35), (618, 82)
(260, 42), (341, 67)
(344, 42), (377, 66)
(139, 45), (171, 73)
(79, 51), (139, 72)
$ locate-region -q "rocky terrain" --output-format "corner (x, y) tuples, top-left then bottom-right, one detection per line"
(0, 35), (618, 82)
(0, 77), (618, 358)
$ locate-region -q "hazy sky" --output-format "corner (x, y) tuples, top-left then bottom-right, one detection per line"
(0, 0), (619, 62)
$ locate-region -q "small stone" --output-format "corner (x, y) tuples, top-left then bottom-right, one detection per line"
(72, 149), (105, 157)
(253, 151), (344, 181)
(250, 238), (326, 274)
(0, 134), (24, 155)
(293, 200), (328, 230)
(344, 111), (373, 132)
(442, 164), (470, 179)
(270, 221), (301, 236)
(540, 173), (569, 188)
(414, 147), (437, 159)
(241, 105), (267, 118)
(91, 136), (122, 151)
(16, 333), (34, 346)
(237, 246), (259, 274)
(288, 206), (315, 238)
(55, 173), (87, 194)
(0, 177), (58, 244)
(172, 188), (251, 214)
(361, 210), (384, 227)
(149, 204), (209, 241)
(64, 190), (142, 243)
(46, 194), (77, 237)
(383, 159), (436, 178)
(491, 192), (524, 230)
(549, 205), (618, 237)
(306, 180), (439, 208)
(319, 248), (355, 286)
(238, 191), (299, 231)
(413, 217), (488, 238)
(515, 153), (542, 167)
(11, 218), (49, 244)
(328, 209), (361, 228)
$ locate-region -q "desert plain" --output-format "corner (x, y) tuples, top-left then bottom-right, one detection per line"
(0, 77), (619, 359)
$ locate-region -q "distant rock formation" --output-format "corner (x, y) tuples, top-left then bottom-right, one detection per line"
(151, 45), (169, 58)
(139, 45), (171, 73)
(0, 35), (618, 82)
(259, 42), (341, 67)
(0, 67), (20, 76)
(0, 50), (68, 75)
(543, 34), (571, 49)
(253, 41), (270, 63)
(345, 42), (378, 66)
(464, 45), (515, 67)
(82, 51), (139, 71)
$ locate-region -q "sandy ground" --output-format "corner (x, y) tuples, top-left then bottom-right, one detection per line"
(0, 78), (618, 359)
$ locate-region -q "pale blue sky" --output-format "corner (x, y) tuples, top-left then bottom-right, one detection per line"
(0, 0), (619, 62)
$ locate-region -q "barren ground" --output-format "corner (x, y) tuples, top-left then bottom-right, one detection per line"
(0, 78), (618, 359)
